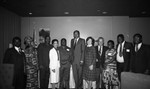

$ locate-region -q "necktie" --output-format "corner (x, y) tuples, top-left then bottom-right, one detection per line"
(135, 44), (138, 52)
(119, 43), (123, 57)
(74, 39), (77, 49)
(99, 46), (101, 56)
(18, 48), (22, 54)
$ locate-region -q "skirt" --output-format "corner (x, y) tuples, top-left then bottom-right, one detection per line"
(49, 68), (59, 83)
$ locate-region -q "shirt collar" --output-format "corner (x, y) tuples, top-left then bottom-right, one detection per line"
(138, 42), (142, 45)
(87, 45), (92, 47)
(138, 42), (142, 48)
(122, 41), (125, 45)
(98, 45), (103, 48)
(119, 41), (125, 46)
(75, 37), (79, 41)
(14, 46), (20, 52)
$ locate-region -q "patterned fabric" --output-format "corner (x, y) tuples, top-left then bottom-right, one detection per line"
(83, 46), (96, 81)
(24, 48), (39, 89)
(103, 48), (120, 88)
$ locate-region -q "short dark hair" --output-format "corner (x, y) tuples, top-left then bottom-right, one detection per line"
(86, 36), (95, 46)
(61, 38), (66, 43)
(133, 33), (142, 39)
(52, 39), (58, 44)
(12, 36), (21, 45)
(107, 40), (115, 48)
(117, 34), (124, 40)
(73, 30), (80, 35)
(45, 35), (50, 40)
(97, 37), (104, 42)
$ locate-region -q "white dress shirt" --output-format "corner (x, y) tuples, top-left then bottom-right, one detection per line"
(135, 43), (142, 52)
(74, 37), (79, 44)
(98, 45), (103, 56)
(117, 41), (125, 63)
(14, 46), (21, 53)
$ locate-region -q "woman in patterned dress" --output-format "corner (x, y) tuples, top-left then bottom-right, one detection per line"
(83, 37), (96, 89)
(24, 36), (39, 89)
(103, 40), (120, 89)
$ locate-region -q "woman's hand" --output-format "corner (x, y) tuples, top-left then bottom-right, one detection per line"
(89, 65), (93, 70)
(52, 69), (55, 73)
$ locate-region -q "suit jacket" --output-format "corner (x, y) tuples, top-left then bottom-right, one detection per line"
(116, 41), (133, 71)
(3, 47), (26, 88)
(37, 43), (53, 69)
(95, 46), (108, 68)
(130, 43), (150, 73)
(71, 38), (85, 64)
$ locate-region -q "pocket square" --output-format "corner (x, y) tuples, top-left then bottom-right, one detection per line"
(126, 49), (130, 52)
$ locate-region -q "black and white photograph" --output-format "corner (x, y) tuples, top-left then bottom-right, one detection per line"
(0, 0), (150, 89)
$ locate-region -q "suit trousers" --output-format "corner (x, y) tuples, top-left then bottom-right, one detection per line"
(59, 64), (70, 89)
(40, 67), (50, 89)
(72, 63), (83, 89)
(14, 75), (26, 89)
(117, 62), (124, 81)
(96, 67), (105, 89)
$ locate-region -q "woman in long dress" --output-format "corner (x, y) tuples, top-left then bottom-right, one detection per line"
(83, 37), (96, 89)
(49, 39), (60, 89)
(103, 40), (120, 89)
(24, 36), (39, 89)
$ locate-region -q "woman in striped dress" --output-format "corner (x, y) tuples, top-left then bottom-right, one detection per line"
(103, 40), (120, 89)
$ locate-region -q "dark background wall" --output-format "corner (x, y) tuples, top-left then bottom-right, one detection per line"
(0, 6), (21, 64)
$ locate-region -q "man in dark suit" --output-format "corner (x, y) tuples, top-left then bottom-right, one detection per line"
(116, 34), (133, 81)
(95, 37), (108, 89)
(130, 33), (150, 74)
(59, 38), (71, 89)
(37, 36), (53, 89)
(71, 30), (85, 89)
(3, 37), (26, 89)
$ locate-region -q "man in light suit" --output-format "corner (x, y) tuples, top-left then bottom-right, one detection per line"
(116, 34), (134, 81)
(71, 30), (85, 89)
(130, 33), (150, 74)
(95, 37), (108, 89)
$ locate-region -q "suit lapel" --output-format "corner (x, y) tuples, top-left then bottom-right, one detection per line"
(71, 39), (74, 48)
(96, 46), (98, 53)
(102, 46), (107, 56)
(13, 47), (20, 55)
(76, 38), (80, 46)
(137, 44), (143, 53)
(123, 42), (127, 53)
(96, 46), (101, 57)
(101, 46), (104, 56)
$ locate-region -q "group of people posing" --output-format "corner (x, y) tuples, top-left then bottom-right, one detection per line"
(3, 30), (150, 89)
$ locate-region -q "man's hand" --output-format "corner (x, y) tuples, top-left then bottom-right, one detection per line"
(96, 59), (98, 62)
(80, 61), (84, 66)
(89, 65), (93, 70)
